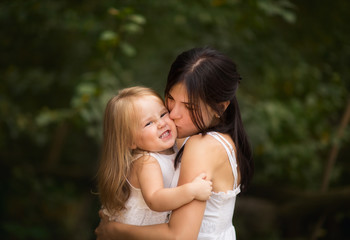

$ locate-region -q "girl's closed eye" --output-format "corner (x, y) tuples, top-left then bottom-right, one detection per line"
(160, 111), (169, 118)
(144, 121), (153, 127)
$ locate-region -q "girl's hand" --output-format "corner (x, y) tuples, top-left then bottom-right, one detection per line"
(189, 173), (212, 201)
(95, 210), (119, 240)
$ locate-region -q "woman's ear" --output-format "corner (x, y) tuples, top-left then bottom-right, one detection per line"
(220, 100), (230, 113)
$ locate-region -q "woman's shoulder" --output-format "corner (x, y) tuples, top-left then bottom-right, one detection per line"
(181, 133), (231, 175)
(187, 132), (231, 144)
(185, 132), (228, 153)
(187, 132), (236, 159)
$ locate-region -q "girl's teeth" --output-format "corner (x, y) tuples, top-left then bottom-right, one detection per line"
(160, 131), (169, 139)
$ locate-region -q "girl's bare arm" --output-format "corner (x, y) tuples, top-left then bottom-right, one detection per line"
(137, 155), (211, 212)
(96, 136), (215, 240)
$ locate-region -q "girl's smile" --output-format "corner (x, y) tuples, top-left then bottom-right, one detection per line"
(132, 95), (177, 153)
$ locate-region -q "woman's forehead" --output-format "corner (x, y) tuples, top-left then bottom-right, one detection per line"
(168, 82), (188, 101)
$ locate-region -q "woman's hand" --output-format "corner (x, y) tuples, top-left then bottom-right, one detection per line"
(95, 210), (118, 240)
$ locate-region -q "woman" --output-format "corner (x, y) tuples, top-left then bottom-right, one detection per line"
(95, 47), (254, 240)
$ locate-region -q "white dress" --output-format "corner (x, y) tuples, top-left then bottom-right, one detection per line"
(171, 132), (240, 240)
(103, 151), (176, 225)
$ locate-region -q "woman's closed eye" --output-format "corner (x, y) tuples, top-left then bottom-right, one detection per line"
(166, 95), (174, 101)
(185, 104), (196, 111)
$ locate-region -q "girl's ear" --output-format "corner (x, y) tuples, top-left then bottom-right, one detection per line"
(130, 142), (137, 150)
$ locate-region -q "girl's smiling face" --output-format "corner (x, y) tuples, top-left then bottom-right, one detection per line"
(132, 95), (177, 154)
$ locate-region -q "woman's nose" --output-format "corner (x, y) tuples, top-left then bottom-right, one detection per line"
(169, 105), (180, 120)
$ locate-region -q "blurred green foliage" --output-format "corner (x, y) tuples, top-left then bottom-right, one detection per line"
(1, 0), (349, 239)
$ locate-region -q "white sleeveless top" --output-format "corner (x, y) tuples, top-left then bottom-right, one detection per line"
(103, 151), (177, 225)
(171, 132), (240, 240)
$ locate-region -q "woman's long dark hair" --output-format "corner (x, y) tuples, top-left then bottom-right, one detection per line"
(165, 47), (254, 191)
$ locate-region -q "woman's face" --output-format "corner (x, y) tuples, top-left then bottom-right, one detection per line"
(166, 82), (215, 138)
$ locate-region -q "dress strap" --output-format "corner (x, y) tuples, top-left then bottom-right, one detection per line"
(125, 178), (139, 190)
(175, 137), (190, 162)
(207, 132), (239, 189)
(181, 137), (190, 148)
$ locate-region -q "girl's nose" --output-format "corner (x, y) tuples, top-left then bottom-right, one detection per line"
(157, 118), (166, 128)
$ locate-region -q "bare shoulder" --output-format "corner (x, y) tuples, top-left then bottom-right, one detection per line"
(184, 133), (236, 166)
(182, 134), (227, 168)
(185, 133), (232, 154)
(133, 154), (159, 170)
(182, 133), (238, 190)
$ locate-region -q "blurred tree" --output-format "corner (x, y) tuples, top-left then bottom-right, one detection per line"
(0, 1), (146, 239)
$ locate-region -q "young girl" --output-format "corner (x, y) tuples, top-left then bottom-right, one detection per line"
(95, 47), (254, 239)
(97, 86), (212, 226)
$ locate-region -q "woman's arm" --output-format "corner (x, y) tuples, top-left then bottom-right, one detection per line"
(137, 155), (212, 212)
(96, 136), (215, 240)
(166, 136), (215, 239)
(96, 210), (175, 240)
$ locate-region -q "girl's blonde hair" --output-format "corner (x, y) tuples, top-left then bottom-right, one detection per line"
(97, 86), (163, 214)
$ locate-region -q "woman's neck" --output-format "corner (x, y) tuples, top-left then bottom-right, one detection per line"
(176, 138), (186, 149)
